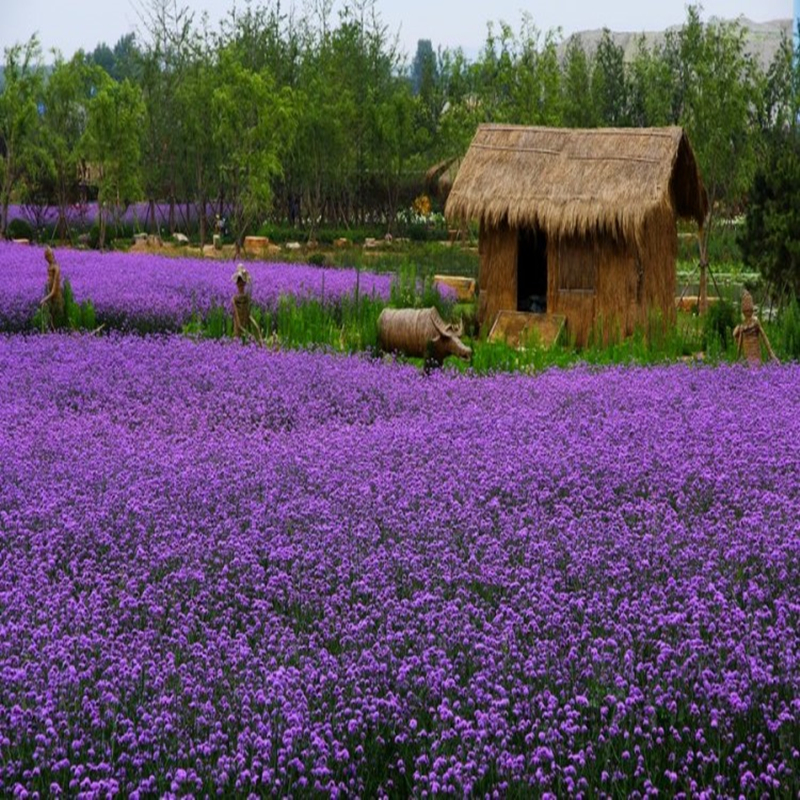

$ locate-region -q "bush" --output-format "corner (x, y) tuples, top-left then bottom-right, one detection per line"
(774, 297), (800, 361)
(703, 297), (738, 352)
(7, 218), (34, 240)
(307, 252), (327, 267)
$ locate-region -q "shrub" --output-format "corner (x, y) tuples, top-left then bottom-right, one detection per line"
(703, 297), (738, 352)
(7, 218), (34, 240)
(774, 296), (800, 361)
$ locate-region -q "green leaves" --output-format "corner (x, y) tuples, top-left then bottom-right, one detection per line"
(211, 49), (297, 249)
(0, 36), (44, 238)
(82, 78), (145, 247)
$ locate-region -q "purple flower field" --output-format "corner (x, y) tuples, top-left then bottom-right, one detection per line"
(6, 201), (206, 232)
(1, 335), (799, 797)
(0, 243), (392, 331)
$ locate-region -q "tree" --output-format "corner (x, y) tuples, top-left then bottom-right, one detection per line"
(436, 47), (481, 160)
(561, 36), (595, 127)
(211, 50), (295, 252)
(0, 36), (44, 239)
(739, 128), (800, 299)
(628, 36), (675, 127)
(42, 52), (106, 240)
(510, 16), (563, 126)
(676, 7), (758, 311)
(174, 43), (218, 245)
(82, 78), (145, 248)
(137, 0), (196, 234)
(591, 29), (629, 126)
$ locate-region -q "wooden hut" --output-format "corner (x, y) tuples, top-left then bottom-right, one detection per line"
(445, 124), (708, 346)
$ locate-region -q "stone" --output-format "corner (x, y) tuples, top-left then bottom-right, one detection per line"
(244, 235), (270, 254)
(433, 275), (476, 302)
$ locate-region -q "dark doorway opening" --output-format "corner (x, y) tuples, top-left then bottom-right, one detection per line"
(517, 227), (547, 312)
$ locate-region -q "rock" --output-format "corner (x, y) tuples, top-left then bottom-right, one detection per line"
(173, 233), (190, 244)
(285, 241), (302, 251)
(244, 235), (270, 254)
(334, 237), (350, 248)
(675, 295), (720, 313)
(434, 274), (476, 302)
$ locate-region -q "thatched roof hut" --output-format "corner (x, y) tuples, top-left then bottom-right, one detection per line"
(445, 124), (708, 346)
(424, 157), (461, 203)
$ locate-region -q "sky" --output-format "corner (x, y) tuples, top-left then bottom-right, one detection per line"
(0, 0), (793, 62)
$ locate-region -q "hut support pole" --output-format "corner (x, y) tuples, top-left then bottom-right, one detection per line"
(697, 226), (708, 315)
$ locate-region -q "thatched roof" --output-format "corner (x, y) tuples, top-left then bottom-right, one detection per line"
(424, 157), (461, 201)
(445, 125), (708, 242)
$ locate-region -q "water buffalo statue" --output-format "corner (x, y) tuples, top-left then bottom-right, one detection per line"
(377, 307), (472, 363)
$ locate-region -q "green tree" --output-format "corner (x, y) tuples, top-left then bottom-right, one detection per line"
(436, 47), (481, 159)
(561, 36), (595, 127)
(0, 36), (44, 239)
(211, 50), (295, 251)
(42, 52), (106, 240)
(628, 36), (675, 127)
(174, 42), (218, 245)
(511, 16), (563, 126)
(676, 7), (758, 310)
(82, 78), (145, 248)
(739, 128), (800, 298)
(474, 21), (516, 122)
(137, 0), (196, 234)
(591, 29), (629, 126)
(755, 31), (797, 134)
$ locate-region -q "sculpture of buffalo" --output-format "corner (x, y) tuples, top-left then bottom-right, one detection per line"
(377, 307), (472, 363)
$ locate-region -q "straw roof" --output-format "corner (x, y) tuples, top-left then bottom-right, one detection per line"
(445, 125), (708, 242)
(424, 157), (461, 201)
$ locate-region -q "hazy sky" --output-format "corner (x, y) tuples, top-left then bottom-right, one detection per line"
(1, 0), (792, 61)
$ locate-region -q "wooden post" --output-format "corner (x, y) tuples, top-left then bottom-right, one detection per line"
(698, 226), (708, 315)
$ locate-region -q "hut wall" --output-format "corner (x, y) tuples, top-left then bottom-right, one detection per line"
(639, 210), (678, 328)
(548, 234), (637, 346)
(478, 222), (517, 329)
(548, 217), (677, 346)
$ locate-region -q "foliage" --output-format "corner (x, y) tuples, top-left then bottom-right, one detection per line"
(2, 4), (799, 273)
(81, 78), (146, 248)
(211, 48), (296, 250)
(0, 36), (44, 239)
(42, 53), (107, 241)
(702, 296), (739, 352)
(6, 217), (33, 240)
(670, 9), (758, 241)
(772, 296), (800, 360)
(739, 127), (800, 299)
(389, 260), (454, 316)
(591, 29), (629, 126)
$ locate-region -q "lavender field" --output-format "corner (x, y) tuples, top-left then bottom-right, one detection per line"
(0, 243), (393, 332)
(0, 334), (798, 797)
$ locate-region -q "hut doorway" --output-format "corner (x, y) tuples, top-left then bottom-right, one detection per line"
(517, 228), (547, 313)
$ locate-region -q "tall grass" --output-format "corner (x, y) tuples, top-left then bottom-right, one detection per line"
(182, 266), (440, 353)
(31, 278), (98, 332)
